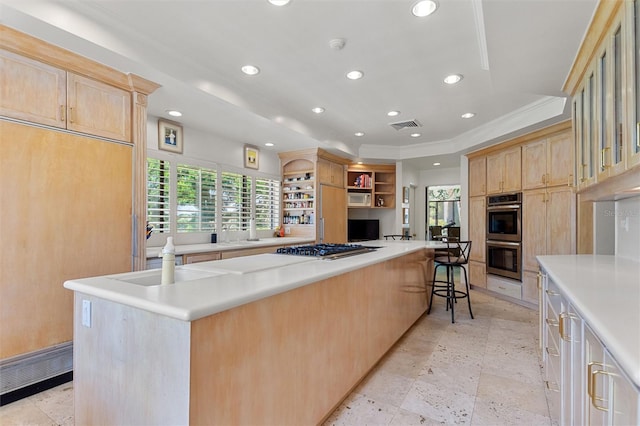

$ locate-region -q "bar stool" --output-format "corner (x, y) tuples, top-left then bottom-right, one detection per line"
(427, 239), (473, 323)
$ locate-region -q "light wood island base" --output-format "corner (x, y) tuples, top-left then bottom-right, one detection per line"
(72, 248), (433, 425)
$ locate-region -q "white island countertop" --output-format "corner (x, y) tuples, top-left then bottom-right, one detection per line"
(537, 255), (640, 388)
(66, 240), (445, 322)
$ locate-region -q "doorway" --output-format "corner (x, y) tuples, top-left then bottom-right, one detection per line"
(426, 185), (461, 240)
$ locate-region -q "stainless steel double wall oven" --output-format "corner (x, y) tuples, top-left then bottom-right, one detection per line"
(486, 192), (522, 280)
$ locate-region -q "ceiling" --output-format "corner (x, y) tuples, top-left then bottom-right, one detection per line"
(1, 0), (597, 168)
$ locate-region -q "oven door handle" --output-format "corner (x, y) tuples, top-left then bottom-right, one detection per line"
(486, 240), (521, 247)
(487, 204), (521, 210)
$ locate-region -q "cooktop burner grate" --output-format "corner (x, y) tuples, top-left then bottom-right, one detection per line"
(276, 243), (374, 259)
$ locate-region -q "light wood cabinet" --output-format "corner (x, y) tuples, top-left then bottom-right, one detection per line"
(183, 252), (221, 264)
(346, 164), (396, 209)
(468, 156), (486, 197)
(523, 187), (576, 272)
(522, 132), (574, 190)
(486, 146), (521, 194)
(0, 49), (66, 127)
(318, 158), (345, 188)
(279, 148), (349, 243)
(468, 260), (486, 289)
(468, 196), (485, 263)
(0, 49), (132, 142)
(67, 73), (132, 141)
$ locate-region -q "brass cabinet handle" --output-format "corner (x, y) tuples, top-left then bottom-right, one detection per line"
(567, 174), (573, 187)
(69, 107), (74, 123)
(60, 105), (65, 121)
(587, 362), (610, 412)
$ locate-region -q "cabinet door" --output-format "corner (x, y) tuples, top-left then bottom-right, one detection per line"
(522, 139), (548, 190)
(468, 260), (486, 288)
(0, 49), (66, 128)
(468, 196), (485, 262)
(486, 153), (504, 194)
(607, 353), (640, 425)
(319, 184), (346, 243)
(546, 187), (576, 257)
(318, 159), (343, 186)
(468, 156), (486, 196)
(502, 146), (522, 193)
(523, 190), (547, 272)
(67, 73), (132, 142)
(547, 132), (574, 187)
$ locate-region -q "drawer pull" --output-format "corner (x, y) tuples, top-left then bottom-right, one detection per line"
(587, 362), (609, 412)
(546, 346), (559, 357)
(546, 289), (560, 296)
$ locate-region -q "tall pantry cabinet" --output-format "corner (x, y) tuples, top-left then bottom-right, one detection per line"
(0, 25), (159, 389)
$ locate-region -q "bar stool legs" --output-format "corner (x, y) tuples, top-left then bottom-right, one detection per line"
(427, 262), (474, 324)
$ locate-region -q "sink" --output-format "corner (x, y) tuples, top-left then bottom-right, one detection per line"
(109, 268), (224, 286)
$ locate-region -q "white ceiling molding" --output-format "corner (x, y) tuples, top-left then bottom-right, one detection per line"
(358, 96), (567, 160)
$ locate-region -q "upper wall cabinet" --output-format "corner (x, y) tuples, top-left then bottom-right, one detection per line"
(522, 132), (574, 190)
(468, 156), (486, 197)
(317, 158), (345, 188)
(0, 49), (132, 142)
(566, 1), (640, 192)
(486, 146), (521, 194)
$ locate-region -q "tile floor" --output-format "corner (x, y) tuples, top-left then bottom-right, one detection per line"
(0, 289), (549, 425)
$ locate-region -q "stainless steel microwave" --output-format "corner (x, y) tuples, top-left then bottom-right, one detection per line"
(348, 192), (371, 207)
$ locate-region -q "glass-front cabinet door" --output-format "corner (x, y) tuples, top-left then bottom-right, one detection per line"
(629, 0), (640, 168)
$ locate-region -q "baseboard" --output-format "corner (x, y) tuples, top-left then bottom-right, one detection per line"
(0, 371), (72, 406)
(0, 341), (73, 405)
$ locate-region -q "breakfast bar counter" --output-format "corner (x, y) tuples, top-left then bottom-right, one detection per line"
(64, 240), (442, 425)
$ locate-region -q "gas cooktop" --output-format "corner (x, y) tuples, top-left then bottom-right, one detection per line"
(275, 243), (376, 260)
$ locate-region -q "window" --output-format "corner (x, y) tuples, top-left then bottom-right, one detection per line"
(255, 177), (280, 230)
(221, 171), (252, 231)
(147, 158), (170, 233)
(176, 164), (217, 233)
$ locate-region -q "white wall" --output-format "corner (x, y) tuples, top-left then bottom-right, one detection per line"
(147, 116), (280, 177)
(615, 196), (640, 261)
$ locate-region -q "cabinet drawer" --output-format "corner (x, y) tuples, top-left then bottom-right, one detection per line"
(545, 279), (562, 314)
(487, 277), (521, 299)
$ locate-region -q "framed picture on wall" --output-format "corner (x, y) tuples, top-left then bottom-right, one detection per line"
(244, 145), (259, 170)
(158, 119), (183, 153)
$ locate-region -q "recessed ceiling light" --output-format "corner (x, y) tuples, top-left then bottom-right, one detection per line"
(410, 133), (421, 138)
(412, 0), (438, 17)
(433, 162), (441, 166)
(166, 110), (182, 117)
(444, 74), (463, 84)
(265, 142), (274, 147)
(461, 112), (476, 119)
(357, 161), (363, 165)
(346, 70), (364, 80)
(241, 65), (260, 75)
(268, 0), (290, 6)
(387, 110), (400, 117)
(355, 132), (365, 137)
(312, 107), (325, 114)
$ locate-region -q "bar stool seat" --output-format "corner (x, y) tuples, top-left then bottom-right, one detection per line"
(428, 239), (473, 323)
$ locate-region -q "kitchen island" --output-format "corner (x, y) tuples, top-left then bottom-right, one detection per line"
(64, 240), (443, 425)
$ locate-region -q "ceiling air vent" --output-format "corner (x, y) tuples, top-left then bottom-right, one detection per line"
(389, 119), (422, 131)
